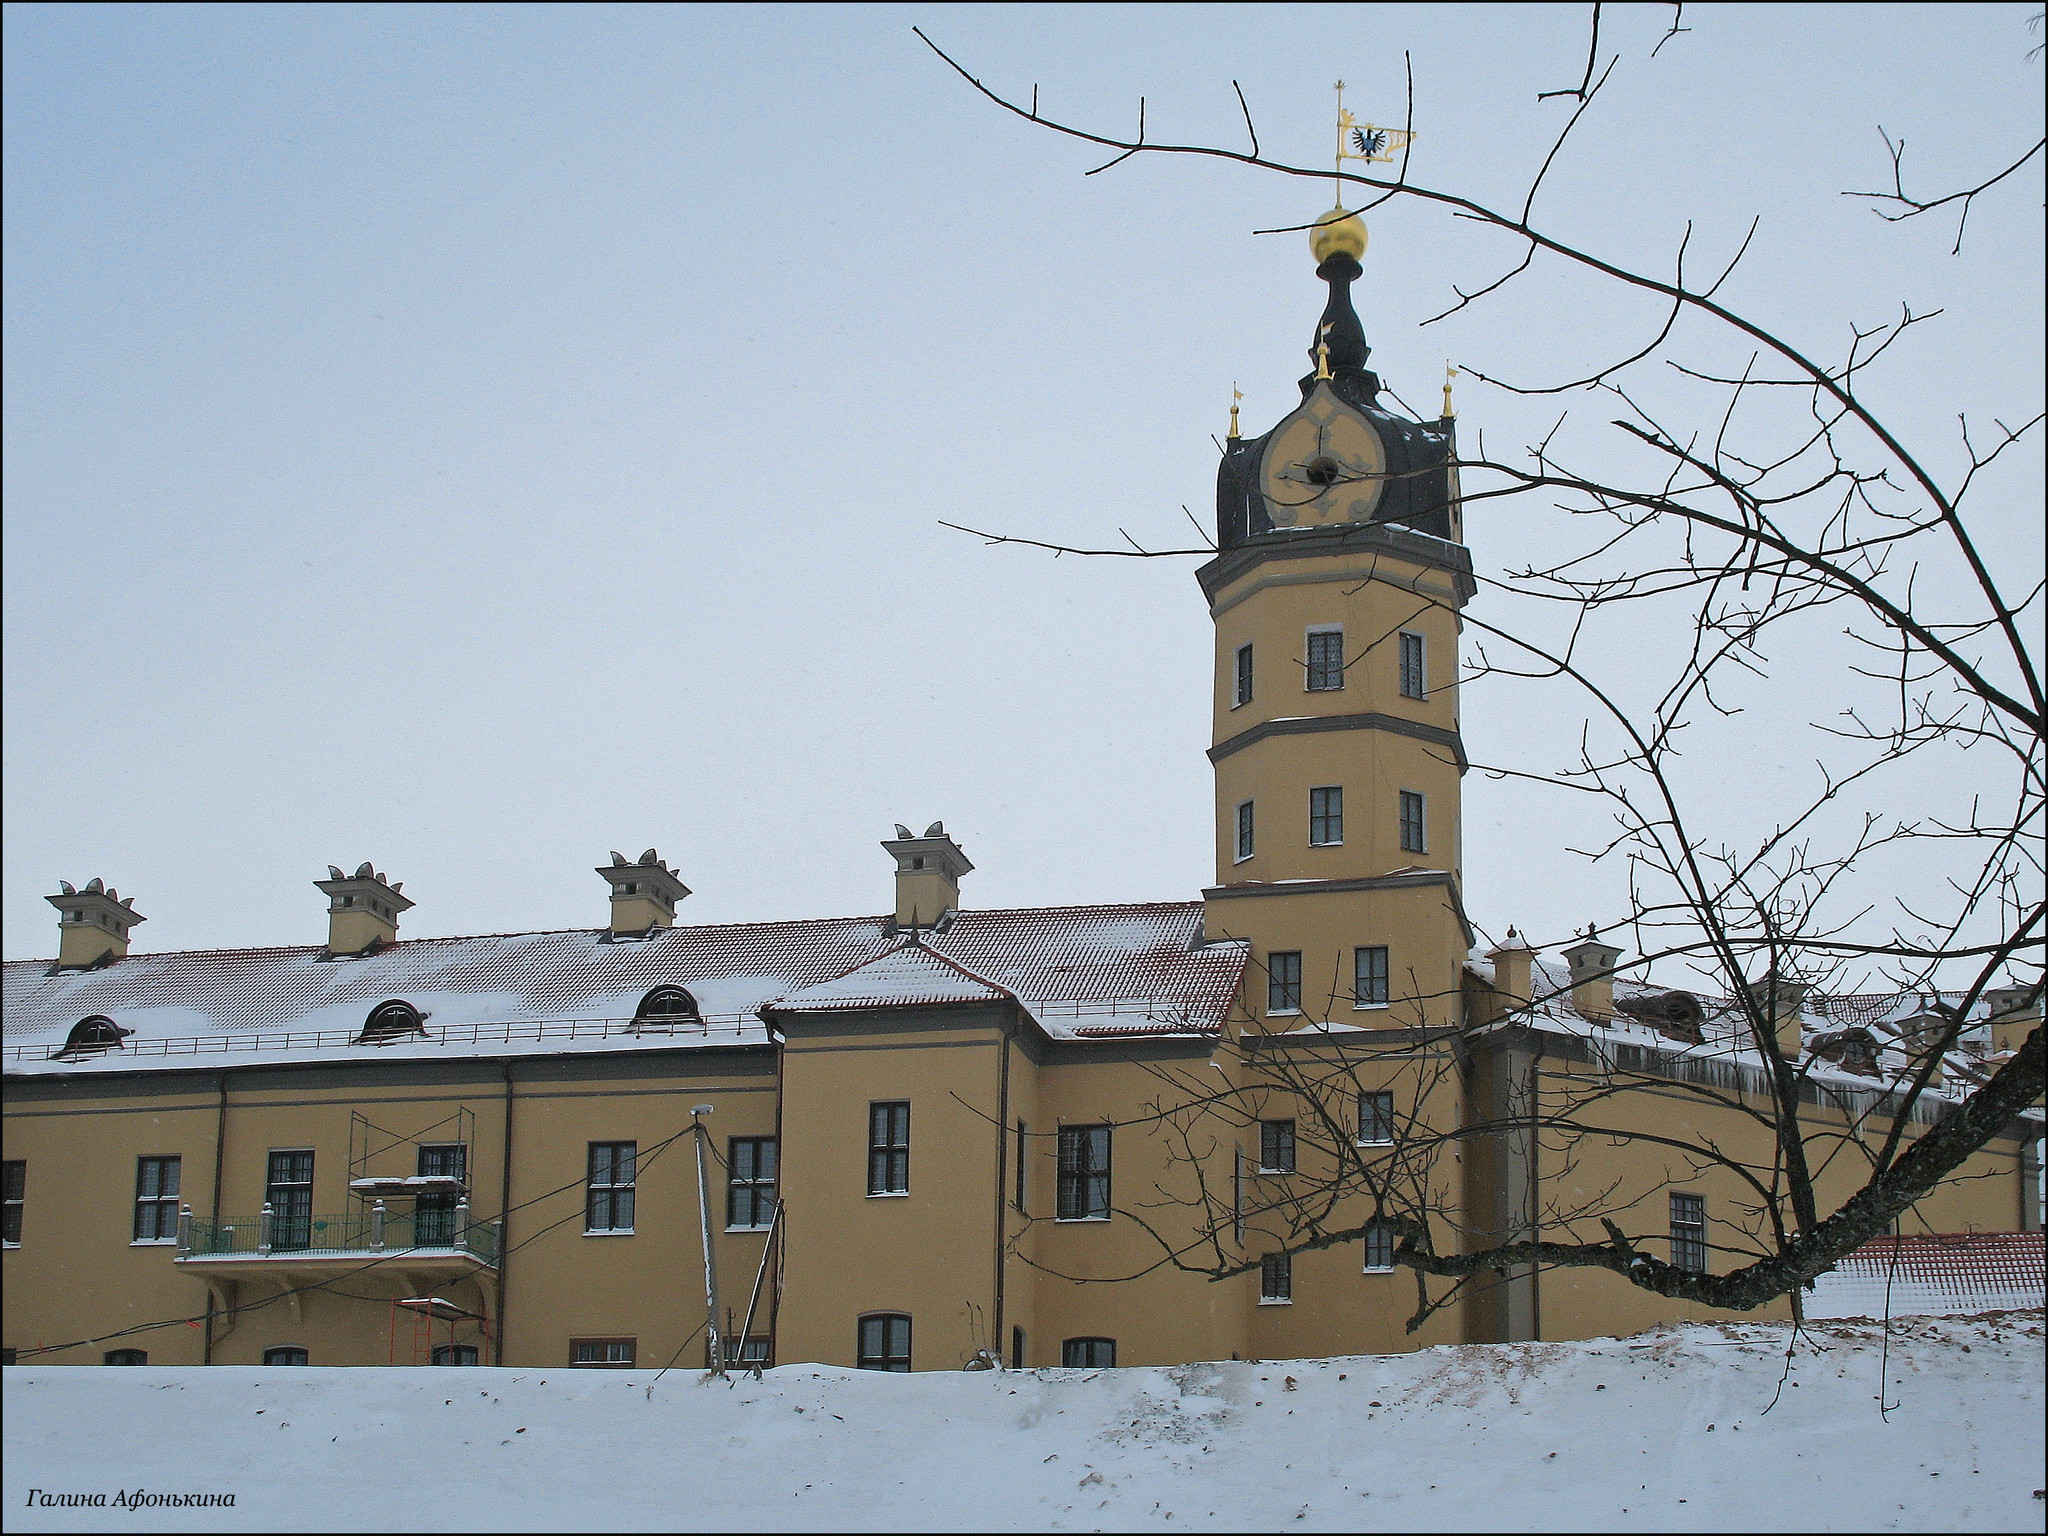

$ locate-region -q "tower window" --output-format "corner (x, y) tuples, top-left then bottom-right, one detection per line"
(1305, 629), (1345, 691)
(1235, 801), (1255, 862)
(1399, 632), (1426, 700)
(1234, 643), (1254, 707)
(1267, 952), (1303, 1015)
(1355, 946), (1390, 1008)
(1358, 1091), (1396, 1145)
(1399, 791), (1426, 853)
(1309, 786), (1344, 846)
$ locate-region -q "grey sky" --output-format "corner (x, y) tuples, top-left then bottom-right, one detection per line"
(5, 3), (2041, 974)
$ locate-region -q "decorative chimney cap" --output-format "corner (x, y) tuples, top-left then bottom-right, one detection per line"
(881, 822), (974, 881)
(314, 863), (416, 915)
(46, 880), (147, 926)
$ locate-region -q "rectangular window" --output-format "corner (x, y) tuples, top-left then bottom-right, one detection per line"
(1399, 790), (1426, 853)
(727, 1137), (778, 1230)
(1671, 1193), (1708, 1273)
(1260, 1252), (1293, 1302)
(1305, 628), (1345, 691)
(1014, 1120), (1028, 1213)
(1011, 1325), (1027, 1369)
(265, 1150), (313, 1251)
(432, 1344), (479, 1366)
(1267, 951), (1303, 1014)
(3, 1160), (25, 1245)
(1234, 643), (1254, 707)
(1056, 1125), (1112, 1220)
(857, 1314), (912, 1372)
(586, 1142), (637, 1233)
(263, 1347), (310, 1367)
(1235, 800), (1255, 862)
(104, 1349), (148, 1366)
(133, 1156), (181, 1243)
(1309, 785), (1344, 845)
(1355, 946), (1390, 1008)
(1363, 1222), (1396, 1272)
(868, 1102), (910, 1195)
(1062, 1337), (1116, 1369)
(1259, 1120), (1296, 1173)
(1358, 1091), (1395, 1145)
(570, 1338), (636, 1368)
(1399, 631), (1426, 700)
(414, 1143), (466, 1246)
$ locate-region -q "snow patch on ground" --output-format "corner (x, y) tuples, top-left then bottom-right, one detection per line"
(5, 1314), (2041, 1532)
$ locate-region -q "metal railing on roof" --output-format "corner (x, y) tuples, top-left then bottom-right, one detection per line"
(2, 1012), (766, 1065)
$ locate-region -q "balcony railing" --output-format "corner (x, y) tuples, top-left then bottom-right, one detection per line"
(176, 1201), (498, 1266)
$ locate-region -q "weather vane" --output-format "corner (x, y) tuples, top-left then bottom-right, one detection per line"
(1332, 80), (1414, 205)
(1229, 384), (1242, 440)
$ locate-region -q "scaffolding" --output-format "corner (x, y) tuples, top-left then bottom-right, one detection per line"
(390, 1295), (493, 1367)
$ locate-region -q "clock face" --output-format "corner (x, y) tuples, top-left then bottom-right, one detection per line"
(1258, 384), (1387, 528)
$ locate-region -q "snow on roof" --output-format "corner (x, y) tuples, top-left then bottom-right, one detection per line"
(2, 901), (1247, 1071)
(769, 943), (1012, 1013)
(1806, 1232), (2046, 1319)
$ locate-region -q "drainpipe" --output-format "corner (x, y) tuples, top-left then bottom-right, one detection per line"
(495, 1061), (514, 1366)
(991, 1021), (1012, 1364)
(204, 1072), (228, 1365)
(1527, 1037), (1544, 1342)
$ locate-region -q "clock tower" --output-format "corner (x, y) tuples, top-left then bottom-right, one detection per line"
(1200, 204), (1474, 1033)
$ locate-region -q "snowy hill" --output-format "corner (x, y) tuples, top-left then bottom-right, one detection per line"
(6, 1314), (2042, 1533)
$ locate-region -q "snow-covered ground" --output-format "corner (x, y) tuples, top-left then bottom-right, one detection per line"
(6, 1314), (2042, 1533)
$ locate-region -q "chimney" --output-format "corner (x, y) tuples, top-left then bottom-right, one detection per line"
(597, 849), (691, 934)
(1752, 973), (1812, 1059)
(46, 878), (145, 969)
(1560, 928), (1623, 1023)
(881, 821), (973, 930)
(315, 863), (413, 955)
(1484, 927), (1537, 1016)
(1891, 998), (1951, 1087)
(1985, 982), (2043, 1057)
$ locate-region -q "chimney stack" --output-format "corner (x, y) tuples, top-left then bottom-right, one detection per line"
(1560, 928), (1623, 1024)
(1752, 973), (1812, 1059)
(597, 849), (691, 934)
(1985, 982), (2043, 1058)
(46, 878), (145, 969)
(1484, 928), (1537, 1017)
(881, 821), (973, 930)
(316, 863), (413, 955)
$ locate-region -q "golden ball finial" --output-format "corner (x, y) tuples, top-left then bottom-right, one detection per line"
(1309, 206), (1368, 264)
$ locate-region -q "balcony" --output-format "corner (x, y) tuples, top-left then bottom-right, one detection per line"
(173, 1201), (497, 1280)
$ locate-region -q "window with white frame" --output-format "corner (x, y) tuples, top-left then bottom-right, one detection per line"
(1305, 628), (1345, 691)
(570, 1338), (635, 1367)
(1670, 1193), (1708, 1273)
(1309, 785), (1344, 846)
(586, 1142), (636, 1232)
(1235, 800), (1255, 862)
(1267, 951), (1303, 1014)
(868, 1103), (910, 1195)
(1399, 631), (1425, 699)
(1259, 1119), (1296, 1172)
(1355, 946), (1390, 1008)
(1260, 1252), (1293, 1302)
(728, 1136), (777, 1229)
(1363, 1222), (1396, 1272)
(1057, 1126), (1112, 1220)
(1358, 1091), (1396, 1145)
(133, 1156), (180, 1242)
(1, 1160), (22, 1245)
(1399, 790), (1426, 853)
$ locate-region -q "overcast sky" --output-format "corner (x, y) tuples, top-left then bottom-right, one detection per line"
(5, 3), (2041, 975)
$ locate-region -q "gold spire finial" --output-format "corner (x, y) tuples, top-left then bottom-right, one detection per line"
(1443, 363), (1457, 419)
(1228, 384), (1242, 440)
(1315, 325), (1333, 381)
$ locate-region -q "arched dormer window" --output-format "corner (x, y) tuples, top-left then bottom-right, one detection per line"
(633, 986), (701, 1031)
(56, 1015), (131, 1058)
(357, 999), (426, 1044)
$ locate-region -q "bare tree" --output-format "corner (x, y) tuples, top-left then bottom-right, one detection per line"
(920, 10), (2044, 1326)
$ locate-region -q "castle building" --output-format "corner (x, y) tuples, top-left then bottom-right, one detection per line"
(3, 208), (2037, 1373)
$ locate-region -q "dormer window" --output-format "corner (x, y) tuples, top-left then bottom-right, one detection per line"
(358, 999), (426, 1044)
(634, 986), (701, 1030)
(56, 1015), (131, 1058)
